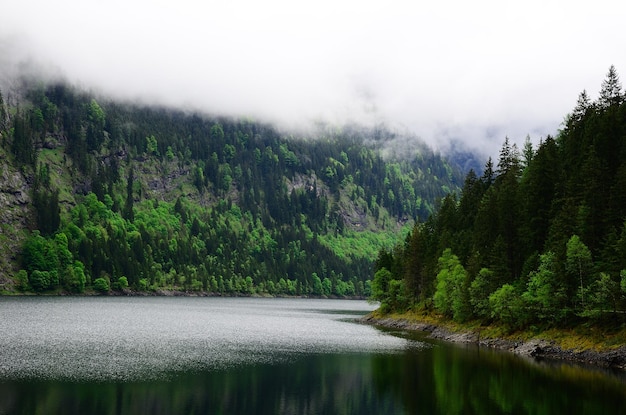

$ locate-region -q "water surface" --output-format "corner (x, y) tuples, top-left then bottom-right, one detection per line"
(0, 297), (625, 414)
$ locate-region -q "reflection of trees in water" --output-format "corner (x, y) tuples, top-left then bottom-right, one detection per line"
(1, 354), (399, 415)
(371, 343), (626, 415)
(2, 347), (626, 414)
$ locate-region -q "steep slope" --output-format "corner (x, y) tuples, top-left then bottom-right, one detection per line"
(0, 79), (464, 294)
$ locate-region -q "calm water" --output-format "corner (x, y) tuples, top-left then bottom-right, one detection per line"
(0, 297), (624, 414)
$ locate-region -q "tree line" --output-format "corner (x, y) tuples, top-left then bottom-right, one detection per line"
(372, 66), (626, 328)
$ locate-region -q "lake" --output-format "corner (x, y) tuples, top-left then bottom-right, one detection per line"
(0, 297), (624, 414)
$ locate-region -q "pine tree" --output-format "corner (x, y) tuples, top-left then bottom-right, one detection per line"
(522, 135), (534, 171)
(598, 65), (623, 109)
(571, 90), (591, 124)
(496, 137), (512, 177)
(481, 157), (494, 188)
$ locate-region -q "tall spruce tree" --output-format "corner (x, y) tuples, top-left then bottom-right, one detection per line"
(598, 65), (623, 109)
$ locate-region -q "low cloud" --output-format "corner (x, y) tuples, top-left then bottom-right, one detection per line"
(2, 0), (625, 159)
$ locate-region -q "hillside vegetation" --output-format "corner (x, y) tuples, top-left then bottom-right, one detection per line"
(373, 66), (626, 332)
(0, 79), (462, 295)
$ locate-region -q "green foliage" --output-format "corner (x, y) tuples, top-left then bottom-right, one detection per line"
(311, 273), (323, 296)
(93, 277), (110, 293)
(469, 268), (496, 320)
(433, 249), (470, 322)
(489, 284), (522, 329)
(30, 270), (54, 292)
(522, 252), (568, 323)
(64, 261), (86, 293)
(117, 276), (129, 290)
(321, 278), (332, 297)
(87, 99), (105, 127)
(22, 231), (58, 275)
(146, 135), (158, 155)
(15, 270), (29, 291)
(590, 273), (619, 313)
(165, 146), (175, 161)
(371, 268), (392, 303)
(138, 278), (150, 291)
(565, 235), (593, 309)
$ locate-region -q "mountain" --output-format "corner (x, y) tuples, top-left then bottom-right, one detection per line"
(0, 78), (464, 295)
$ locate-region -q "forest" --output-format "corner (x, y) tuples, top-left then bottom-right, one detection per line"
(372, 66), (626, 329)
(0, 77), (463, 295)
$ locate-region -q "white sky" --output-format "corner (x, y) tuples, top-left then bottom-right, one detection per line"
(2, 0), (625, 158)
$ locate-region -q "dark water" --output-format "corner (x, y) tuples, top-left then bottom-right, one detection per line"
(0, 297), (624, 414)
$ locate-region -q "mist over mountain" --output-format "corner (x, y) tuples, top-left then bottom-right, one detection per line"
(0, 75), (465, 294)
(5, 0), (622, 161)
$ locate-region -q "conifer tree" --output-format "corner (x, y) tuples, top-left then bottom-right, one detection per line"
(571, 89), (591, 123)
(598, 65), (623, 109)
(124, 167), (135, 222)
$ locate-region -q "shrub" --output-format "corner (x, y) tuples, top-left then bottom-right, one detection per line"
(93, 277), (110, 294)
(29, 270), (52, 292)
(15, 270), (29, 291)
(116, 276), (129, 291)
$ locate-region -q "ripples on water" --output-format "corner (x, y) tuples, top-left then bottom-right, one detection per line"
(0, 297), (421, 382)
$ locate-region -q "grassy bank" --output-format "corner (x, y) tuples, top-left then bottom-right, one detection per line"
(369, 308), (626, 354)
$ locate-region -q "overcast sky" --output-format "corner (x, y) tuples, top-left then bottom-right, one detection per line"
(2, 0), (625, 158)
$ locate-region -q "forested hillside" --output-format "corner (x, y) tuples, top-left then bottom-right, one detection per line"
(0, 78), (463, 295)
(373, 66), (626, 329)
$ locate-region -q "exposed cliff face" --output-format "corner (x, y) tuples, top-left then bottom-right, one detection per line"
(0, 149), (30, 287)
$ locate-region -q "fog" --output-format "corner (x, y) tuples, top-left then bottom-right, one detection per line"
(2, 0), (625, 158)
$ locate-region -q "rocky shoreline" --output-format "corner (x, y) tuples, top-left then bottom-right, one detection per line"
(361, 315), (626, 370)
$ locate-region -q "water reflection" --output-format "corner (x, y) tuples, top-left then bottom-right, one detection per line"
(2, 344), (625, 415)
(370, 335), (626, 415)
(0, 354), (400, 415)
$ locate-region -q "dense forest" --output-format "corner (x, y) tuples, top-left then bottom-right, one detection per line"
(0, 77), (463, 295)
(373, 66), (626, 329)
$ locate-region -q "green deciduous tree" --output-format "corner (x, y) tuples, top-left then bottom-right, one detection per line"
(489, 284), (522, 329)
(371, 268), (393, 311)
(590, 273), (619, 313)
(469, 268), (496, 320)
(93, 277), (110, 293)
(522, 252), (567, 323)
(64, 261), (87, 293)
(311, 273), (323, 296)
(30, 270), (53, 292)
(566, 235), (593, 309)
(434, 249), (470, 322)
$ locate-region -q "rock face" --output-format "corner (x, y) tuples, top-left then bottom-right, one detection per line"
(0, 154), (31, 289)
(361, 315), (626, 370)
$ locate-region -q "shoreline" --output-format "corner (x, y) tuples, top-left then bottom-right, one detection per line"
(0, 288), (368, 300)
(361, 314), (626, 371)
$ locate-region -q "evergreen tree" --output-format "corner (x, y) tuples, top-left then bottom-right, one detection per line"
(598, 65), (623, 109)
(124, 167), (135, 222)
(571, 90), (592, 124)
